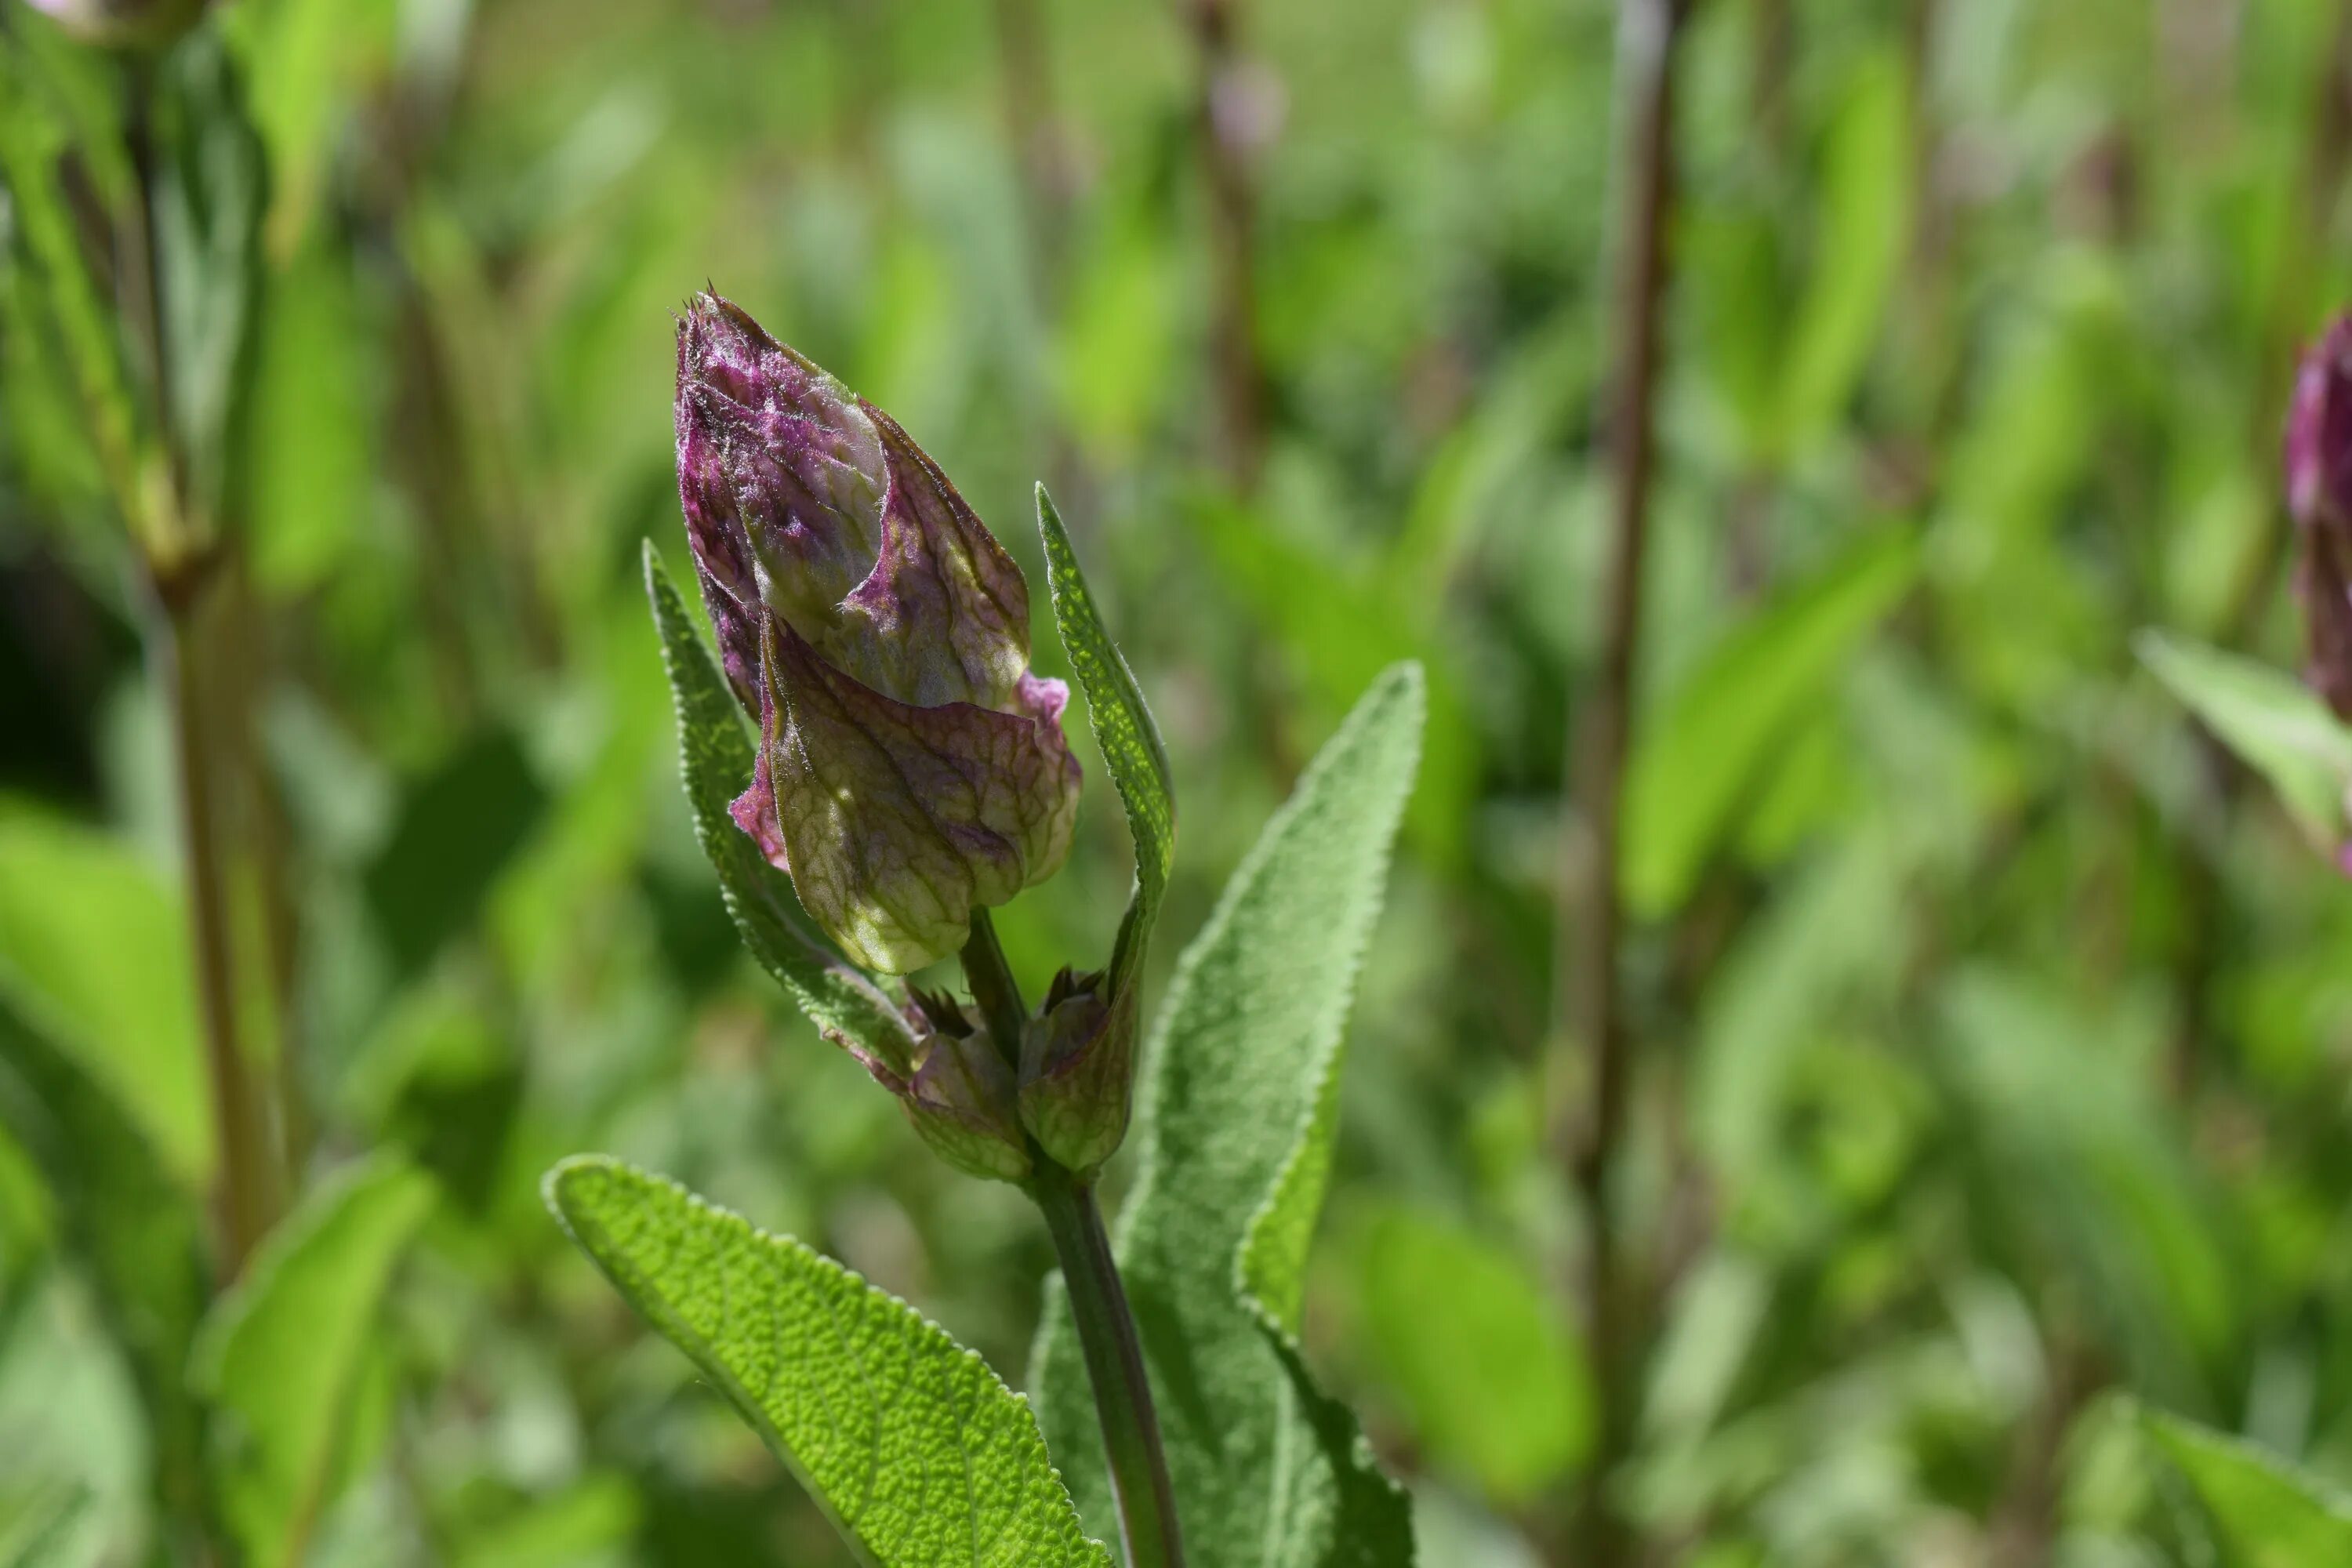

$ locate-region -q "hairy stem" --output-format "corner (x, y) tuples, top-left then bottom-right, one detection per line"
(1552, 0), (1690, 1559)
(960, 910), (1186, 1568)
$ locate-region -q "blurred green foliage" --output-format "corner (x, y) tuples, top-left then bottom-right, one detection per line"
(6, 0), (2352, 1562)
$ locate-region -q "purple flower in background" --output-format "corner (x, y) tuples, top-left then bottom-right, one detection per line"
(674, 292), (1080, 975)
(2285, 315), (2352, 722)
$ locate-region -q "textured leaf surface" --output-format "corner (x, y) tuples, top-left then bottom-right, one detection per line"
(2137, 629), (2352, 847)
(1036, 485), (1173, 989)
(546, 1156), (1111, 1568)
(645, 545), (917, 1067)
(194, 1156), (437, 1568)
(2143, 1408), (2352, 1566)
(1033, 664), (1425, 1566)
(1622, 531), (1916, 916)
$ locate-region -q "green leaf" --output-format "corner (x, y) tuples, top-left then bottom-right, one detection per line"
(1351, 1206), (1590, 1506)
(2136, 630), (2352, 848)
(0, 37), (156, 541)
(1190, 496), (1476, 871)
(1033, 663), (1425, 1566)
(0, 1003), (208, 1539)
(2141, 1407), (2352, 1566)
(1036, 485), (1174, 991)
(194, 1155), (438, 1568)
(0, 805), (211, 1185)
(544, 1156), (1112, 1568)
(1774, 51), (1911, 455)
(1622, 531), (1917, 916)
(643, 544), (919, 1069)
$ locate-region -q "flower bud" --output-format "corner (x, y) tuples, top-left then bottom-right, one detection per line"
(2286, 315), (2352, 720)
(873, 989), (1032, 1184)
(21, 0), (208, 46)
(676, 292), (1081, 974)
(1018, 965), (1137, 1178)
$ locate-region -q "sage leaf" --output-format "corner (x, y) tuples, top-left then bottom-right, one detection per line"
(1036, 485), (1172, 991)
(1033, 663), (1425, 1566)
(546, 1156), (1112, 1568)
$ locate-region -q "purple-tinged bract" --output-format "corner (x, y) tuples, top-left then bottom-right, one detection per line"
(674, 292), (1080, 974)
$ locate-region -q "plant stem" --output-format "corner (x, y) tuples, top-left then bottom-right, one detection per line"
(1552, 0), (1690, 1559)
(1029, 1161), (1188, 1568)
(960, 910), (1186, 1568)
(161, 578), (274, 1275)
(1183, 0), (1267, 492)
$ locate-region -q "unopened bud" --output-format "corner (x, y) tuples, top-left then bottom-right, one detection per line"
(1018, 966), (1138, 1178)
(674, 292), (1081, 974)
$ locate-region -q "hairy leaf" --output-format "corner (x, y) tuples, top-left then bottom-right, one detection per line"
(644, 543), (918, 1069)
(546, 1156), (1111, 1568)
(194, 1156), (438, 1568)
(1036, 485), (1173, 991)
(1033, 663), (1425, 1566)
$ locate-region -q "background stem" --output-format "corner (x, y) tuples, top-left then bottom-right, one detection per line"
(1552, 0), (1691, 1559)
(162, 580), (275, 1276)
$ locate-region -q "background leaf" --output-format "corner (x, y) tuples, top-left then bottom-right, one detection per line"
(193, 1154), (437, 1568)
(1033, 663), (1425, 1567)
(1348, 1205), (1590, 1507)
(1622, 531), (1917, 916)
(546, 1155), (1112, 1568)
(2137, 629), (2352, 846)
(2142, 1407), (2352, 1567)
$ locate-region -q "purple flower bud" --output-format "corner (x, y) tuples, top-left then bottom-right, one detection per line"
(675, 292), (1081, 974)
(21, 0), (208, 45)
(874, 989), (1032, 1184)
(2286, 315), (2352, 720)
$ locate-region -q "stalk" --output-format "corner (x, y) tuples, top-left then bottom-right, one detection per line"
(126, 61), (281, 1274)
(160, 577), (275, 1273)
(1551, 0), (1690, 1559)
(960, 910), (1187, 1568)
(1183, 0), (1267, 492)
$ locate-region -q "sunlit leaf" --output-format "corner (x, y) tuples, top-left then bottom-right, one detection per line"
(546, 1156), (1112, 1568)
(1033, 663), (1425, 1566)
